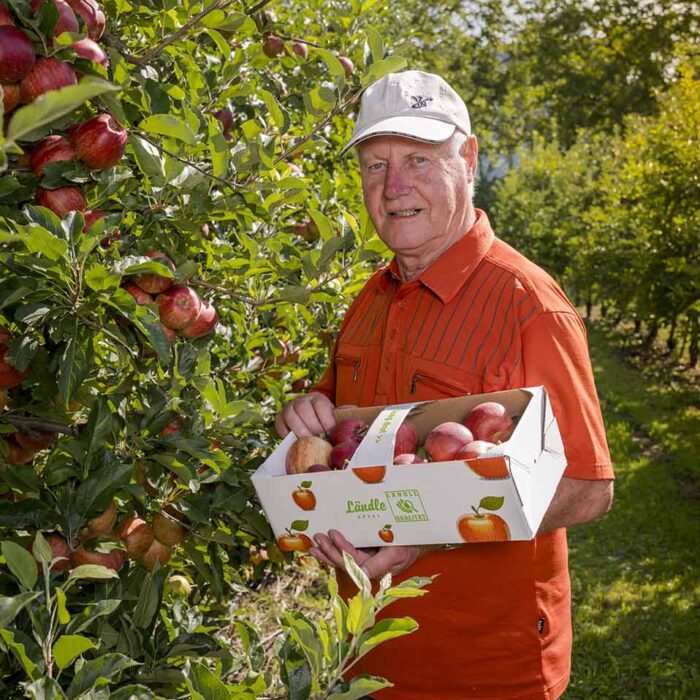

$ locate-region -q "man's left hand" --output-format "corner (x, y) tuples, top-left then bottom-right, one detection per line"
(310, 529), (434, 580)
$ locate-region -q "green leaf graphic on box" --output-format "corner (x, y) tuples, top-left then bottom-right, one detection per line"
(479, 496), (505, 511)
(291, 520), (309, 532)
(396, 499), (417, 513)
(301, 480), (312, 488)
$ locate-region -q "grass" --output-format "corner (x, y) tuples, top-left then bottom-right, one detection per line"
(566, 322), (699, 698)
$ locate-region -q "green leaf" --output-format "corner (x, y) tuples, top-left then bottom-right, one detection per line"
(25, 676), (67, 699)
(356, 617), (418, 659)
(66, 653), (139, 699)
(346, 592), (375, 636)
(479, 496), (505, 511)
(132, 568), (166, 629)
(53, 635), (96, 671)
(343, 551), (371, 599)
(22, 224), (70, 262)
(258, 89), (285, 130)
(0, 591), (41, 627)
(278, 286), (311, 303)
(58, 323), (90, 407)
(74, 463), (131, 521)
(2, 540), (38, 590)
(363, 55), (408, 86)
(329, 675), (392, 699)
(129, 134), (165, 179)
(85, 263), (121, 292)
(316, 48), (346, 85)
(66, 565), (120, 583)
(283, 613), (323, 678)
(55, 587), (70, 625)
(187, 661), (231, 700)
(65, 599), (121, 635)
(140, 114), (196, 145)
(0, 628), (41, 682)
(6, 79), (120, 144)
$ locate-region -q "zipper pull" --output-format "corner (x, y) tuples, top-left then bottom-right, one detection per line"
(353, 360), (360, 382)
(410, 373), (419, 395)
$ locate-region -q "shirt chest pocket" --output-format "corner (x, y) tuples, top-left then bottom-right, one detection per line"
(404, 358), (484, 402)
(335, 346), (373, 407)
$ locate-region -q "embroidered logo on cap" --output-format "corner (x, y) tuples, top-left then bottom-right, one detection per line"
(410, 95), (433, 109)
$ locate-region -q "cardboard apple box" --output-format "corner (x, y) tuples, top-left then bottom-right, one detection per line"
(252, 386), (567, 549)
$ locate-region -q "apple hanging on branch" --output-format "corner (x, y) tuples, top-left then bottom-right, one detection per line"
(20, 57), (77, 102)
(65, 0), (105, 40)
(2, 82), (21, 112)
(29, 135), (76, 176)
(35, 185), (86, 217)
(0, 26), (35, 83)
(71, 113), (128, 170)
(30, 0), (79, 37)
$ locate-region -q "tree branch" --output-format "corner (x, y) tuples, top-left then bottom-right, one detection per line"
(3, 415), (77, 436)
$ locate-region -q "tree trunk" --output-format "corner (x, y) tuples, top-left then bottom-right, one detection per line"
(634, 316), (642, 334)
(666, 316), (677, 352)
(689, 311), (699, 368)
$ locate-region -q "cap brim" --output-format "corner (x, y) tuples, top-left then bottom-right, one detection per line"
(340, 116), (456, 156)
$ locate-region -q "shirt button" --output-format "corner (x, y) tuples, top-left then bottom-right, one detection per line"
(389, 329), (397, 339)
(398, 301), (406, 308)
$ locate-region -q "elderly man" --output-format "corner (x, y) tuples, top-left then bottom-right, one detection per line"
(275, 71), (614, 700)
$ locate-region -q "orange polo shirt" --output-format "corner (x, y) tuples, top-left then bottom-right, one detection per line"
(312, 210), (613, 700)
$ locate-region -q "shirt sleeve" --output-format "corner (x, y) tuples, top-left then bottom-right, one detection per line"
(521, 311), (614, 480)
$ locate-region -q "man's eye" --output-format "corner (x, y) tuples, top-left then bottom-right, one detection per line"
(413, 155), (428, 164)
(368, 162), (385, 172)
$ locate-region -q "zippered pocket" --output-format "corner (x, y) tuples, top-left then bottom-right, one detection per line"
(336, 354), (361, 382)
(407, 362), (482, 401)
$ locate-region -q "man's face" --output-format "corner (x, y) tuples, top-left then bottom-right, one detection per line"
(357, 133), (478, 273)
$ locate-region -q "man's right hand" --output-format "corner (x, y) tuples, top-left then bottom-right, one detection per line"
(274, 392), (336, 439)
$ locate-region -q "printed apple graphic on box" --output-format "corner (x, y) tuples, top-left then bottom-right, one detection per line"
(292, 481), (316, 511)
(457, 496), (511, 543)
(277, 519), (313, 552)
(352, 465), (386, 484)
(379, 524), (394, 543)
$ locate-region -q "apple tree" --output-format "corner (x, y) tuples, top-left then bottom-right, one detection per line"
(0, 0), (428, 696)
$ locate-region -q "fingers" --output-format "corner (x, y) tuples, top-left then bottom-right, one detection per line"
(309, 530), (371, 570)
(274, 392), (337, 439)
(360, 545), (423, 580)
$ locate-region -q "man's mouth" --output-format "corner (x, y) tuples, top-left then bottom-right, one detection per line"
(388, 208), (422, 218)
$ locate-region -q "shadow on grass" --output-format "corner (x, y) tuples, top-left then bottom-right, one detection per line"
(565, 323), (699, 699)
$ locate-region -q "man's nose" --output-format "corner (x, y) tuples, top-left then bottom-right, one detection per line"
(383, 165), (411, 199)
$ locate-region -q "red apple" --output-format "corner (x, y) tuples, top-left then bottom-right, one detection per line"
(262, 34), (285, 58)
(159, 415), (184, 437)
(291, 41), (308, 59)
(7, 436), (36, 464)
(36, 186), (86, 217)
(292, 377), (310, 393)
(65, 0), (105, 40)
(328, 418), (367, 446)
(285, 436), (333, 474)
(72, 36), (108, 68)
(116, 517), (153, 558)
(122, 281), (153, 305)
(157, 284), (202, 330)
(214, 106), (233, 132)
(71, 113), (127, 170)
(41, 533), (72, 571)
(394, 453), (425, 465)
(306, 463), (330, 473)
(277, 533), (312, 552)
(162, 325), (176, 343)
(0, 4), (14, 26)
(29, 135), (75, 176)
(457, 512), (510, 543)
(424, 421), (474, 462)
(455, 440), (497, 460)
(330, 439), (357, 470)
(20, 57), (76, 102)
(15, 430), (53, 451)
(292, 484), (316, 511)
(378, 525), (393, 543)
(2, 82), (20, 112)
(86, 501), (117, 537)
(394, 420), (419, 456)
(338, 55), (354, 77)
(178, 300), (217, 339)
(152, 513), (186, 546)
(292, 219), (319, 242)
(0, 26), (35, 83)
(0, 346), (28, 388)
(82, 208), (106, 231)
(71, 545), (124, 571)
(137, 538), (172, 568)
(31, 0), (79, 37)
(133, 250), (175, 294)
(463, 402), (514, 443)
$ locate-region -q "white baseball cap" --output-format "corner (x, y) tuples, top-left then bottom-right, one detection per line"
(340, 70), (471, 156)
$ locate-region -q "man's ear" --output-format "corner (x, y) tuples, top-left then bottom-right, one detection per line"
(464, 134), (479, 180)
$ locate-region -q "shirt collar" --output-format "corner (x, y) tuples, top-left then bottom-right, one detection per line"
(381, 209), (495, 303)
